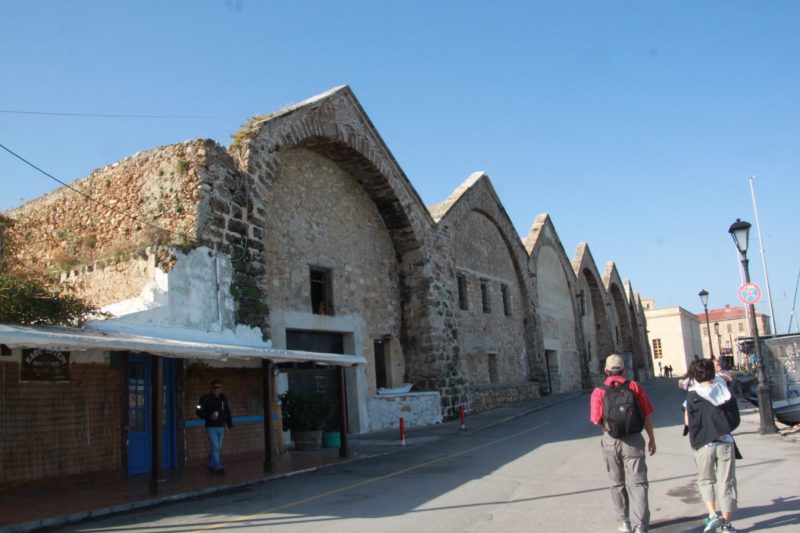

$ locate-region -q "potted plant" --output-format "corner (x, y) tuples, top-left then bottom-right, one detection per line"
(278, 391), (333, 450)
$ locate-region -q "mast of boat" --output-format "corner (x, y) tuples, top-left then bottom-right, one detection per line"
(789, 268), (800, 334)
(749, 176), (778, 334)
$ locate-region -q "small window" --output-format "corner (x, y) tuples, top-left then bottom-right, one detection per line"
(501, 284), (511, 316)
(457, 274), (468, 310)
(481, 280), (491, 313)
(374, 339), (389, 390)
(487, 353), (498, 384)
(310, 267), (333, 315)
(738, 322), (744, 332)
(702, 326), (708, 337)
(726, 323), (732, 333)
(577, 290), (586, 316)
(652, 338), (663, 358)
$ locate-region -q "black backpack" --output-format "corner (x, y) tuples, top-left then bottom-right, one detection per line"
(600, 380), (645, 438)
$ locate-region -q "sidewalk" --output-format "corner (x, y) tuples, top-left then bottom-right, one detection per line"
(0, 391), (581, 533)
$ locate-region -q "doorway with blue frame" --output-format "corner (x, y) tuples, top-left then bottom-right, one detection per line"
(126, 353), (177, 476)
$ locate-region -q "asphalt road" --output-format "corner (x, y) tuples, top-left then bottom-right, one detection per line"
(54, 379), (800, 533)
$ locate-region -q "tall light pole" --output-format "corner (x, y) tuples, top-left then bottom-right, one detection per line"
(699, 289), (715, 359)
(729, 218), (777, 434)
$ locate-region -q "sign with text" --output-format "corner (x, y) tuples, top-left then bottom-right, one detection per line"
(20, 348), (70, 382)
(738, 282), (762, 305)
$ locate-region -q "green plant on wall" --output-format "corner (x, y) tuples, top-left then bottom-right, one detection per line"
(176, 159), (190, 174)
(0, 272), (101, 326)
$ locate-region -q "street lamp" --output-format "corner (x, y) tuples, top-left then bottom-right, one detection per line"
(699, 289), (715, 359)
(729, 218), (777, 434)
(714, 322), (722, 359)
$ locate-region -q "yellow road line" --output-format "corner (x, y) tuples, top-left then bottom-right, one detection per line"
(191, 421), (550, 532)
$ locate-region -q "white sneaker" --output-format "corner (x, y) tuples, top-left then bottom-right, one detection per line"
(619, 521), (632, 533)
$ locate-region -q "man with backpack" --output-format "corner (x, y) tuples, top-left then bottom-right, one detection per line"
(590, 354), (657, 533)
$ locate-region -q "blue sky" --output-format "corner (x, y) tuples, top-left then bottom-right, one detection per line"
(2, 1), (799, 333)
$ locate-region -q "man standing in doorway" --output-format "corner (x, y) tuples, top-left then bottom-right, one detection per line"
(196, 379), (234, 475)
(590, 354), (657, 533)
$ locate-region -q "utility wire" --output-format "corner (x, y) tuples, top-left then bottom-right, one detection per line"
(0, 109), (242, 119)
(0, 142), (183, 239)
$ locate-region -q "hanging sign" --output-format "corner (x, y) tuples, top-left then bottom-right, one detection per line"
(738, 282), (762, 305)
(20, 348), (71, 382)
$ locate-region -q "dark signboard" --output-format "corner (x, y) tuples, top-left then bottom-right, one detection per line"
(20, 348), (70, 382)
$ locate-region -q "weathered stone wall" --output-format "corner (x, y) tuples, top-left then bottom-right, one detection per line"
(452, 211), (528, 387)
(366, 391), (442, 432)
(469, 383), (541, 414)
(6, 141), (208, 275)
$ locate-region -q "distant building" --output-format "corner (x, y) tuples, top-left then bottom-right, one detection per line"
(695, 305), (771, 365)
(642, 299), (702, 377)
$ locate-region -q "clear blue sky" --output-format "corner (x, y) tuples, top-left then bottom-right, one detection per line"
(2, 1), (799, 333)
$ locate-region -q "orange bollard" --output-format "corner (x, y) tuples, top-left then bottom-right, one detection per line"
(400, 417), (406, 446)
(459, 405), (466, 430)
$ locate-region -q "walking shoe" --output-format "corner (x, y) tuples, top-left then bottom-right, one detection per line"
(618, 521), (632, 533)
(721, 523), (736, 532)
(703, 513), (722, 532)
(633, 526), (647, 533)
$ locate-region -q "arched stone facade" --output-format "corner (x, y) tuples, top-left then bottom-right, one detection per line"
(525, 215), (583, 393)
(572, 243), (614, 386)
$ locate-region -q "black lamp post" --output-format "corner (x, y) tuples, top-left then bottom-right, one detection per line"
(714, 322), (722, 359)
(729, 218), (777, 434)
(699, 289), (715, 359)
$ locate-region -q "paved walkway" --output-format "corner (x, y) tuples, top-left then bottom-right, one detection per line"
(0, 391), (582, 532)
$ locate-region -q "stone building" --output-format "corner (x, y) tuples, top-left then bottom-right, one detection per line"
(642, 299), (703, 377)
(696, 304), (771, 367)
(0, 86), (649, 486)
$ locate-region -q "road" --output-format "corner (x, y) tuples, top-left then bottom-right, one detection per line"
(55, 379), (799, 532)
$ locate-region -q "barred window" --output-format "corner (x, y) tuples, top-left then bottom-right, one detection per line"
(652, 338), (663, 358)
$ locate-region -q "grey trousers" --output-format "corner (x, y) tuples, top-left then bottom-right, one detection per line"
(693, 442), (737, 513)
(601, 432), (650, 528)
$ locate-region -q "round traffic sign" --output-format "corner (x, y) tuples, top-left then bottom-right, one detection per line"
(738, 282), (761, 305)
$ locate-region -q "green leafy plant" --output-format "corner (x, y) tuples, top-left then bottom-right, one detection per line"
(279, 391), (333, 432)
(0, 272), (101, 327)
(176, 160), (190, 174)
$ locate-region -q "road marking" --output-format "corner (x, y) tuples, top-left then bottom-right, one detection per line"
(190, 421), (551, 532)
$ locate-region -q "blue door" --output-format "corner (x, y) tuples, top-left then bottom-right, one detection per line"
(127, 355), (176, 475)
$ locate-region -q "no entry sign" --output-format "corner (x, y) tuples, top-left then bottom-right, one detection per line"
(738, 282), (762, 305)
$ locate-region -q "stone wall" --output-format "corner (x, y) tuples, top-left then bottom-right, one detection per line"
(469, 383), (542, 414)
(6, 141), (208, 276)
(451, 210), (528, 387)
(366, 391), (442, 432)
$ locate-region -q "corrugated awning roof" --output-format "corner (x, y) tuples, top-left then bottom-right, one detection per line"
(0, 324), (365, 367)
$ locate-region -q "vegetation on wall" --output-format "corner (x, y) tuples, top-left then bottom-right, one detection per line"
(0, 215), (100, 327)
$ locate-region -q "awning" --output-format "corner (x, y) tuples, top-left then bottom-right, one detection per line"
(0, 323), (365, 367)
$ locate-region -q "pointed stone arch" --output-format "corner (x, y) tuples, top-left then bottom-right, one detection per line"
(525, 214), (583, 392)
(572, 243), (614, 385)
(210, 87), (460, 425)
(433, 172), (538, 413)
(603, 262), (637, 377)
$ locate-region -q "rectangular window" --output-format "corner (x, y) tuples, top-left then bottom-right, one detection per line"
(501, 284), (511, 316)
(702, 326), (708, 337)
(481, 280), (491, 313)
(487, 353), (498, 384)
(726, 323), (732, 333)
(310, 267), (333, 315)
(577, 290), (586, 316)
(652, 338), (663, 358)
(374, 339), (388, 390)
(738, 322), (744, 332)
(457, 274), (468, 310)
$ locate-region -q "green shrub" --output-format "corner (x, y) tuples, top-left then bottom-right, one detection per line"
(0, 272), (100, 326)
(279, 391), (333, 432)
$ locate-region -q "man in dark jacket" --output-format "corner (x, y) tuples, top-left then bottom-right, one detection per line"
(196, 379), (234, 474)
